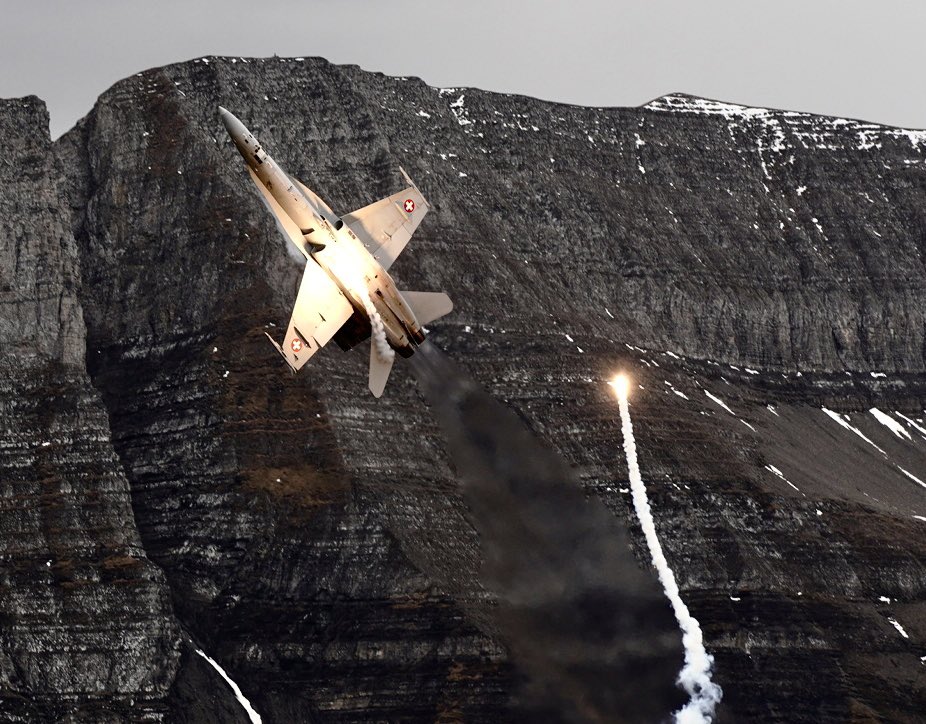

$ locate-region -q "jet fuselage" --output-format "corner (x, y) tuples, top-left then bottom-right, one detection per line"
(221, 109), (423, 356)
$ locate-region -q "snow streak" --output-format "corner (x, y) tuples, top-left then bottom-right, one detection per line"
(897, 466), (926, 490)
(616, 389), (722, 723)
(195, 649), (262, 723)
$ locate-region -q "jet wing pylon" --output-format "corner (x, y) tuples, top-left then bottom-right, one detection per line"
(340, 168), (429, 271)
(272, 260), (354, 371)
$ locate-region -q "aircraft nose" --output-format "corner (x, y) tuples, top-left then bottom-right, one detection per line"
(218, 106), (234, 132)
(218, 106), (246, 139)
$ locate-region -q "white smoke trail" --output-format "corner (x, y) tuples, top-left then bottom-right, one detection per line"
(615, 385), (723, 723)
(359, 294), (395, 361)
(335, 257), (394, 362)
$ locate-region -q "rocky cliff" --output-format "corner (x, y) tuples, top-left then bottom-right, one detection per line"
(0, 98), (178, 721)
(0, 56), (924, 721)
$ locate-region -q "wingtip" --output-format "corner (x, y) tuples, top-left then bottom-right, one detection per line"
(399, 166), (415, 188)
(264, 331), (297, 371)
(398, 166), (429, 209)
(263, 330), (282, 350)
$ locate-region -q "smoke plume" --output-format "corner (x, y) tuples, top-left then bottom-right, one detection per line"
(411, 342), (684, 722)
(364, 301), (395, 361)
(616, 389), (723, 723)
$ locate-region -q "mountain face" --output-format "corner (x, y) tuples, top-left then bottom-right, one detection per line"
(1, 56), (925, 721)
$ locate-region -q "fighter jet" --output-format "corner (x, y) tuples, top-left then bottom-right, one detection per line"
(219, 107), (452, 397)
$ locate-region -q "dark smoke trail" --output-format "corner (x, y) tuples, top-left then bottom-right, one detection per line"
(410, 341), (684, 723)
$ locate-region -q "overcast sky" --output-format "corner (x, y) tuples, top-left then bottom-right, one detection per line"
(4, 1), (926, 138)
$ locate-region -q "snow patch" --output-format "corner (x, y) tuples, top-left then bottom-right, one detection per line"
(895, 411), (926, 439)
(448, 94), (473, 128)
(887, 618), (909, 639)
(896, 466), (926, 490)
(704, 390), (735, 416)
(195, 649), (263, 723)
(765, 464), (800, 492)
(821, 408), (886, 455)
(870, 409), (911, 440)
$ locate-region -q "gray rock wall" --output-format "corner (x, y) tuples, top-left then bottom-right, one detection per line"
(0, 97), (179, 721)
(0, 57), (923, 720)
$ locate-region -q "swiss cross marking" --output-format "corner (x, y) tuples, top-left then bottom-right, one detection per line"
(404, 199), (416, 213)
(290, 338), (303, 353)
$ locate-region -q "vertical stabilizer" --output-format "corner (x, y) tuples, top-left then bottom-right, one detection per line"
(400, 291), (453, 326)
(369, 345), (395, 398)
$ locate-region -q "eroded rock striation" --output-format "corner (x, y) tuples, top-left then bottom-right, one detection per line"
(0, 97), (178, 721)
(0, 57), (924, 721)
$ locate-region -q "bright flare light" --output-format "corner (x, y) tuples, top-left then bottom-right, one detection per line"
(610, 373), (631, 399)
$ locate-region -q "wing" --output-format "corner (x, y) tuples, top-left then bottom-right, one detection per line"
(270, 260), (354, 371)
(247, 166), (310, 259)
(341, 168), (430, 271)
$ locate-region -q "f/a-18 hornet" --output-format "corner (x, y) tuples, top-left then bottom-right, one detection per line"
(219, 107), (452, 397)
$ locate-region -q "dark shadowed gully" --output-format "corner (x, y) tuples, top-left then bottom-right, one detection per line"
(0, 55), (924, 721)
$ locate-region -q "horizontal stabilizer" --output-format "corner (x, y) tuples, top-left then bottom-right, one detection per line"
(369, 344), (395, 398)
(401, 291), (453, 326)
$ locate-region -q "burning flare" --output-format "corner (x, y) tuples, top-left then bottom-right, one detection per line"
(609, 373), (631, 399)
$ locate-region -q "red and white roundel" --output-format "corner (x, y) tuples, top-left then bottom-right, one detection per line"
(403, 198), (416, 213)
(290, 338), (303, 353)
